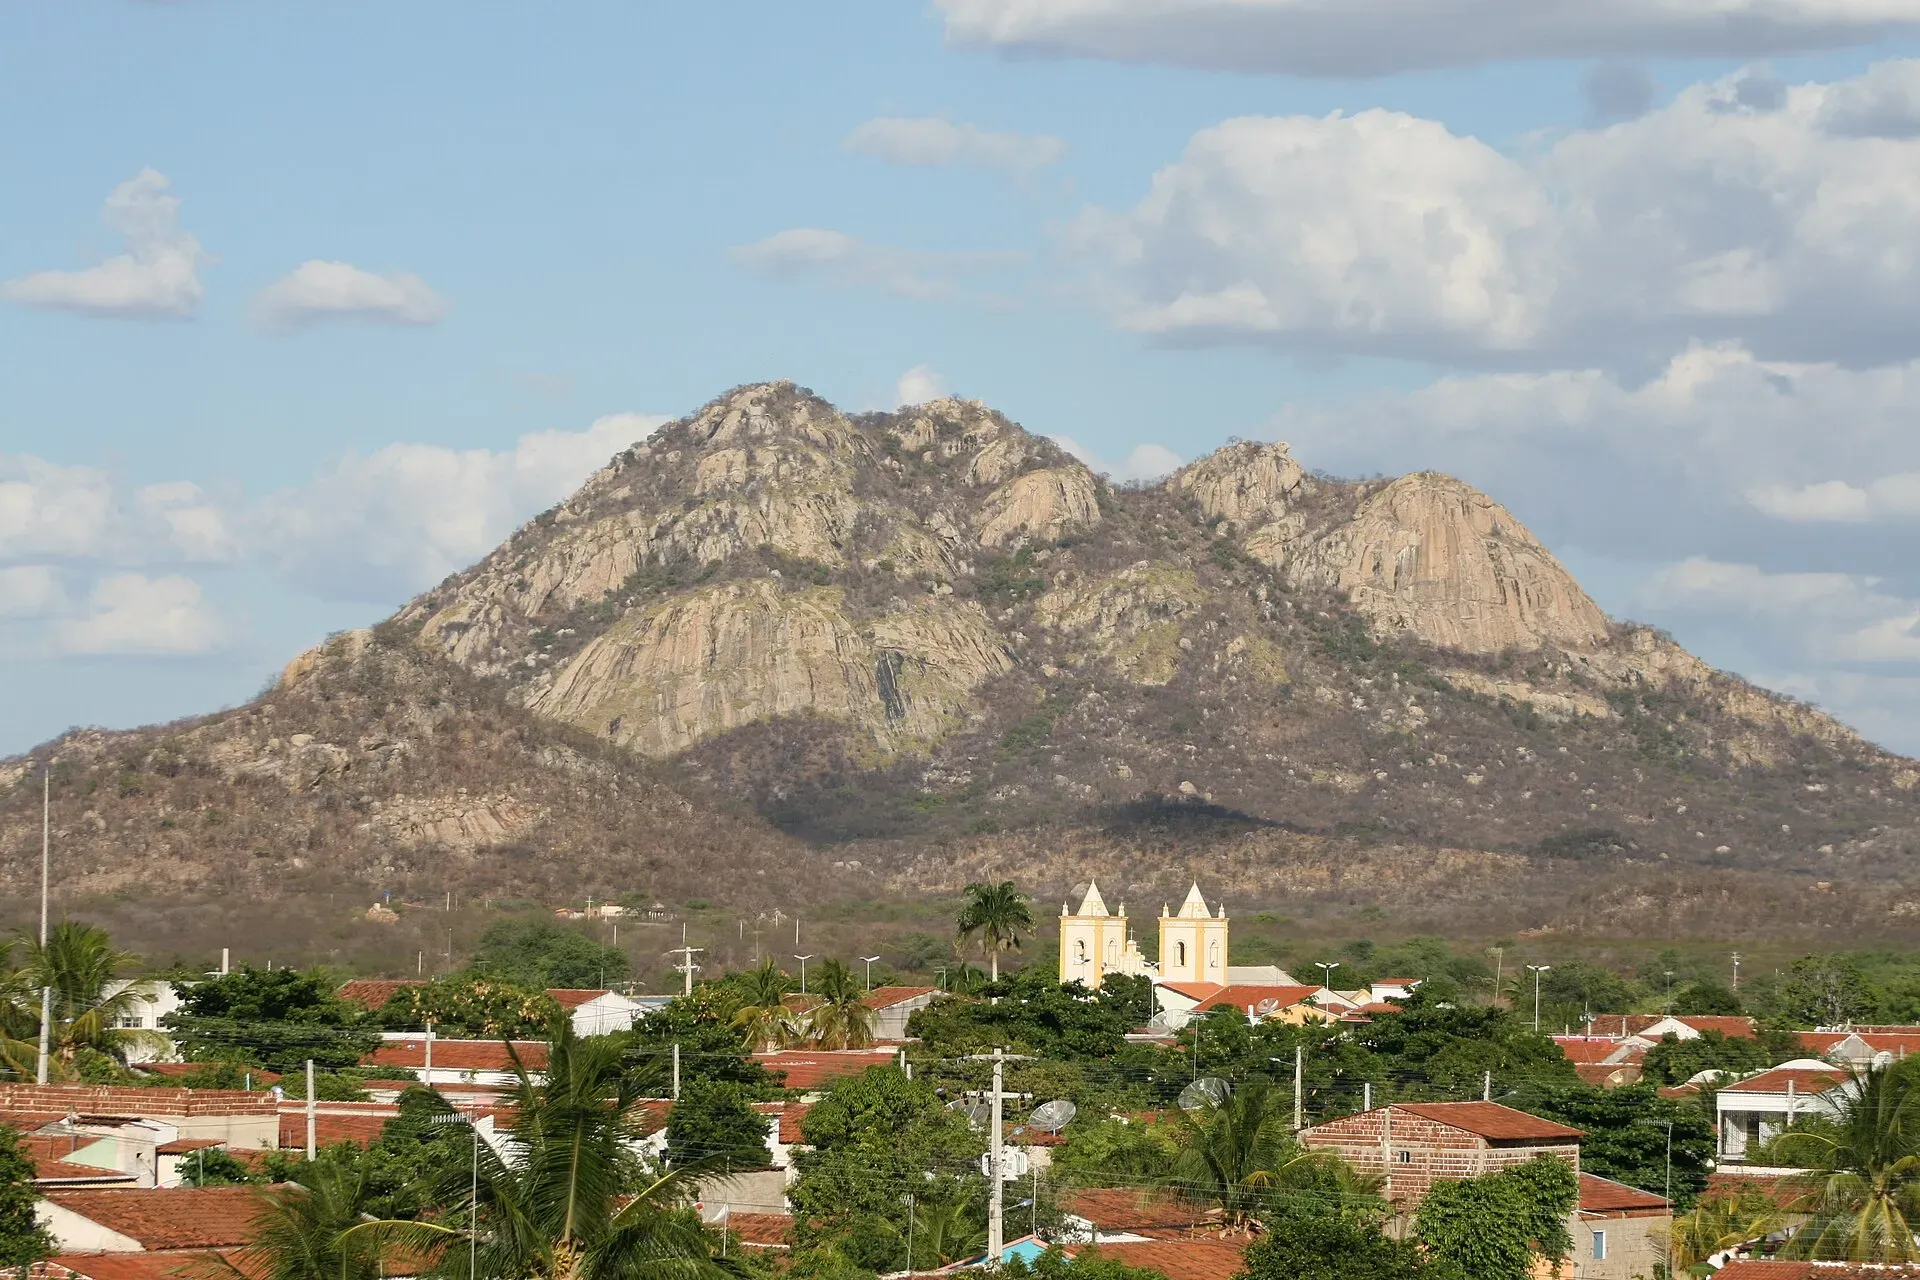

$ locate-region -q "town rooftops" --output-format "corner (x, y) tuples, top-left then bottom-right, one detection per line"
(724, 1213), (794, 1250)
(1719, 1063), (1850, 1096)
(546, 988), (626, 1009)
(1587, 1013), (1757, 1039)
(1706, 1265), (1920, 1279)
(35, 1253), (260, 1280)
(1075, 1239), (1248, 1280)
(1061, 1188), (1216, 1236)
(1390, 1101), (1584, 1142)
(27, 1137), (137, 1188)
(1577, 1173), (1670, 1214)
(335, 978), (425, 1011)
(0, 1084), (277, 1118)
(366, 1039), (550, 1072)
(863, 986), (940, 1010)
(46, 1186), (268, 1250)
(1158, 982), (1324, 1011)
(751, 1048), (897, 1090)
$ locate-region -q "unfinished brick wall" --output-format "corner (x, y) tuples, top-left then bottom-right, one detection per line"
(1300, 1109), (1579, 1208)
(0, 1084), (277, 1117)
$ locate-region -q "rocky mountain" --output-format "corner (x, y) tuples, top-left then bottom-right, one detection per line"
(8, 381), (1920, 956)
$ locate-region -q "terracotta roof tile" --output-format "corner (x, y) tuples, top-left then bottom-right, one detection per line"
(1707, 1265), (1818, 1279)
(47, 1187), (267, 1249)
(1555, 1036), (1626, 1064)
(1707, 1171), (1808, 1208)
(1721, 1066), (1849, 1096)
(44, 1251), (259, 1280)
(1062, 1189), (1214, 1234)
(1075, 1239), (1248, 1280)
(1578, 1173), (1670, 1213)
(277, 1111), (390, 1149)
(336, 979), (425, 1011)
(751, 1049), (896, 1091)
(367, 1039), (549, 1072)
(725, 1213), (794, 1248)
(1392, 1102), (1583, 1142)
(863, 986), (939, 1010)
(546, 989), (617, 1010)
(1574, 1063), (1644, 1087)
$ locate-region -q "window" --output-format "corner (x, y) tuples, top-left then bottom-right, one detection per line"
(1176, 941), (1187, 966)
(1592, 1231), (1607, 1261)
(1395, 1150), (1411, 1164)
(1074, 940), (1087, 962)
(1208, 940), (1220, 967)
(1105, 939), (1118, 963)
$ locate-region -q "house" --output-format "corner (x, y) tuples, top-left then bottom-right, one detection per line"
(364, 1036), (549, 1090)
(1299, 1101), (1584, 1210)
(335, 978), (426, 1012)
(0, 1085), (279, 1153)
(103, 982), (181, 1064)
(1588, 1014), (1756, 1042)
(1059, 1188), (1219, 1243)
(1573, 1173), (1673, 1280)
(1553, 1035), (1647, 1088)
(37, 1186), (266, 1253)
(25, 1136), (141, 1191)
(751, 1048), (899, 1093)
(1224, 965), (1298, 985)
(1798, 1028), (1920, 1067)
(919, 1233), (1248, 1280)
(863, 986), (940, 1041)
(548, 988), (643, 1036)
(1152, 982), (1340, 1030)
(1715, 1061), (1852, 1161)
(28, 1254), (258, 1280)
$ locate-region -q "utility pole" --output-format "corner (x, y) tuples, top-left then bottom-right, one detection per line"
(305, 1060), (317, 1159)
(37, 766), (52, 1086)
(672, 1043), (681, 1099)
(988, 1048), (1005, 1266)
(794, 955), (814, 994)
(1275, 1049), (1302, 1130)
(1483, 1070), (1492, 1102)
(1527, 965), (1551, 1033)
(1489, 945), (1505, 1007)
(1732, 951), (1742, 993)
(670, 923), (703, 996)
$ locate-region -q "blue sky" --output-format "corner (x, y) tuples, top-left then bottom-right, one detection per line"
(8, 1), (1920, 753)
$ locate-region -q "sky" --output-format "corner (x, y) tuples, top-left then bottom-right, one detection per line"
(7, 2), (1920, 754)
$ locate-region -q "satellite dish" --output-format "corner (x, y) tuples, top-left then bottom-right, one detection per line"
(1028, 1100), (1078, 1133)
(1177, 1078), (1231, 1112)
(1875, 1051), (1895, 1068)
(1253, 998), (1281, 1017)
(962, 1102), (993, 1130)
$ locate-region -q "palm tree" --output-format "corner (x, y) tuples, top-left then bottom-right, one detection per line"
(808, 960), (874, 1050)
(244, 1162), (384, 1280)
(936, 963), (989, 996)
(6, 922), (160, 1077)
(955, 883), (1033, 982)
(912, 1198), (987, 1268)
(1170, 1078), (1358, 1231)
(1772, 1059), (1920, 1262)
(353, 1018), (736, 1280)
(1665, 1192), (1785, 1270)
(730, 959), (799, 1053)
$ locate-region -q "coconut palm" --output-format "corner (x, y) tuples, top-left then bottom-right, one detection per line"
(808, 960), (874, 1050)
(354, 1018), (736, 1280)
(911, 1198), (987, 1268)
(244, 1162), (384, 1280)
(6, 922), (160, 1076)
(1170, 1078), (1358, 1231)
(936, 963), (989, 996)
(1772, 1059), (1920, 1262)
(730, 959), (799, 1053)
(955, 883), (1033, 982)
(1665, 1192), (1785, 1270)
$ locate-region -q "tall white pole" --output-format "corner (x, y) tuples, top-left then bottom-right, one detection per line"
(988, 1048), (1005, 1264)
(37, 767), (52, 1086)
(305, 1059), (317, 1159)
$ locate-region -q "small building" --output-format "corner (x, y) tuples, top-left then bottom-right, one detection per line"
(1715, 1061), (1852, 1161)
(0, 1085), (278, 1153)
(863, 986), (940, 1041)
(37, 1185), (265, 1254)
(1573, 1172), (1673, 1280)
(1156, 884), (1229, 988)
(1299, 1101), (1583, 1211)
(364, 1035), (550, 1090)
(751, 1048), (900, 1094)
(1152, 981), (1340, 1030)
(547, 988), (643, 1036)
(103, 982), (180, 1064)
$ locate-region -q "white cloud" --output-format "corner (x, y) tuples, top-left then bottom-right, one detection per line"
(0, 567), (68, 620)
(3, 169), (209, 318)
(1050, 434), (1183, 482)
(1078, 61), (1920, 367)
(255, 260), (448, 331)
(1748, 473), (1920, 522)
(936, 0), (1920, 76)
(57, 573), (226, 656)
(730, 229), (1024, 300)
(895, 366), (947, 407)
(259, 411), (664, 601)
(0, 455), (234, 566)
(844, 116), (1066, 172)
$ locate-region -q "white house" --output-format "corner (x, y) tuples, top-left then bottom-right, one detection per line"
(863, 987), (940, 1041)
(548, 988), (644, 1036)
(105, 980), (181, 1063)
(1715, 1061), (1852, 1161)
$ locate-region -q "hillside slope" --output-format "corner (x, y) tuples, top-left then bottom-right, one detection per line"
(7, 381), (1920, 952)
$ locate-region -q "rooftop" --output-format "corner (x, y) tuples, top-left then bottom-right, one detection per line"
(335, 979), (425, 1011)
(47, 1186), (269, 1250)
(547, 989), (627, 1009)
(1062, 1188), (1215, 1235)
(863, 986), (940, 1010)
(726, 1213), (794, 1249)
(1076, 1239), (1248, 1280)
(1392, 1102), (1584, 1142)
(1577, 1173), (1670, 1214)
(751, 1048), (896, 1091)
(1720, 1065), (1850, 1096)
(366, 1039), (549, 1072)
(39, 1252), (260, 1280)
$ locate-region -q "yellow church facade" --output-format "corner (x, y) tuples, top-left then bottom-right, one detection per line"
(1058, 881), (1228, 990)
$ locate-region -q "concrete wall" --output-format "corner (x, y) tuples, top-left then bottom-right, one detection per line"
(35, 1202), (142, 1253)
(1566, 1210), (1670, 1280)
(0, 1084), (278, 1151)
(694, 1169), (789, 1221)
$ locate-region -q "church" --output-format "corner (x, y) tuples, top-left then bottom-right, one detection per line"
(1056, 880), (1231, 989)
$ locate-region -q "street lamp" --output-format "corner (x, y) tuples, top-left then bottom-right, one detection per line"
(1732, 951), (1742, 993)
(860, 956), (881, 992)
(430, 1111), (482, 1280)
(1525, 965), (1551, 1033)
(794, 955), (814, 994)
(1314, 961), (1341, 990)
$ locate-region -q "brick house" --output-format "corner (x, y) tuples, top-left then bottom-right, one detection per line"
(1299, 1101), (1583, 1210)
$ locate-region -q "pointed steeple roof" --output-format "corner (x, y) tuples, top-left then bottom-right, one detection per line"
(1177, 882), (1210, 919)
(1076, 881), (1110, 917)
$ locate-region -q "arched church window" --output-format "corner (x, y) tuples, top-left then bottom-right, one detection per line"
(1208, 940), (1221, 967)
(1176, 940), (1187, 966)
(1075, 940), (1087, 961)
(1105, 939), (1118, 963)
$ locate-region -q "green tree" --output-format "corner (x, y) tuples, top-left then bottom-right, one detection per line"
(1097, 974), (1154, 1028)
(730, 959), (799, 1052)
(1353, 989), (1575, 1097)
(955, 882), (1033, 982)
(620, 989), (771, 1096)
(808, 960), (875, 1050)
(4, 921), (163, 1078)
(1169, 1078), (1353, 1229)
(1517, 1083), (1714, 1207)
(166, 966), (377, 1072)
(376, 975), (562, 1038)
(1668, 1191), (1785, 1271)
(665, 1079), (771, 1170)
(179, 1146), (261, 1186)
(466, 919), (629, 990)
(1771, 1059), (1920, 1262)
(1641, 1029), (1774, 1088)
(1415, 1154), (1577, 1280)
(1241, 1209), (1453, 1280)
(1537, 961), (1642, 1024)
(1675, 980), (1744, 1016)
(907, 970), (1131, 1060)
(1052, 1117), (1177, 1188)
(0, 1124), (54, 1267)
(1770, 955), (1874, 1027)
(243, 1162), (385, 1280)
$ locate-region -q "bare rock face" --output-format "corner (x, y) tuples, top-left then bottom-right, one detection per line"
(1291, 473), (1613, 655)
(528, 579), (1012, 756)
(1175, 441), (1307, 526)
(1037, 564), (1204, 686)
(976, 467), (1101, 548)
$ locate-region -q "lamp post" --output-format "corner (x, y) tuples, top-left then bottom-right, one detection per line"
(1526, 965), (1550, 1033)
(860, 956), (881, 992)
(794, 955), (814, 994)
(1732, 951), (1742, 993)
(1314, 961), (1341, 991)
(431, 1111), (481, 1280)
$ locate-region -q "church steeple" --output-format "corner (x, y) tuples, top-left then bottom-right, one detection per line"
(1076, 881), (1110, 918)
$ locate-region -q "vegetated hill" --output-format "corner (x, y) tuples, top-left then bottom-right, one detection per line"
(9, 380), (1920, 952)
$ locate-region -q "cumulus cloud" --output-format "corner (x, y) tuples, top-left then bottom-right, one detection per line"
(258, 411), (664, 601)
(255, 260), (448, 331)
(895, 365), (947, 406)
(1051, 435), (1182, 483)
(0, 455), (235, 566)
(844, 116), (1066, 173)
(731, 229), (1024, 300)
(3, 169), (209, 318)
(0, 567), (68, 620)
(935, 0), (1920, 76)
(1077, 60), (1920, 367)
(56, 573), (227, 656)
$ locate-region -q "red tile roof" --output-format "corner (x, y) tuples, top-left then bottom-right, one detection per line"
(1062, 1189), (1215, 1235)
(778, 1101), (810, 1144)
(1393, 1102), (1583, 1142)
(1801, 1030), (1920, 1056)
(46, 1187), (267, 1249)
(277, 1111), (390, 1149)
(1586, 1014), (1757, 1039)
(42, 1252), (260, 1280)
(751, 1049), (896, 1091)
(336, 979), (425, 1011)
(1075, 1239), (1249, 1280)
(546, 989), (617, 1009)
(1706, 1171), (1808, 1208)
(135, 1065), (283, 1087)
(1574, 1063), (1643, 1088)
(1160, 983), (1322, 1012)
(863, 986), (939, 1010)
(366, 1039), (549, 1072)
(1578, 1173), (1670, 1213)
(1554, 1036), (1627, 1064)
(28, 1136), (136, 1186)
(1720, 1066), (1849, 1096)
(155, 1139), (226, 1156)
(1712, 1267), (1920, 1279)
(725, 1213), (794, 1249)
